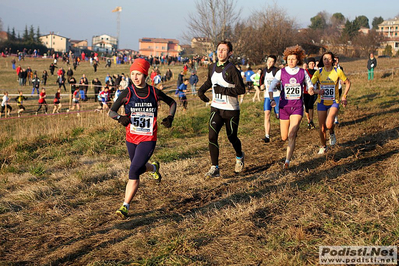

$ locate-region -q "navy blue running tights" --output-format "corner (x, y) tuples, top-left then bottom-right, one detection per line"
(126, 141), (156, 180)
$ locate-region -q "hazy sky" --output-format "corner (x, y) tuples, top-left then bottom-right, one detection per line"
(1, 0), (398, 50)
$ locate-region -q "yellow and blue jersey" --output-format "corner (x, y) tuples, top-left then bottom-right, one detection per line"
(311, 67), (347, 106)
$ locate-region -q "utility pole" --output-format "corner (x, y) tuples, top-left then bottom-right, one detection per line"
(112, 6), (122, 50)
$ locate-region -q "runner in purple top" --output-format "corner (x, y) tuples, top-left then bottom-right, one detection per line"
(268, 45), (314, 170)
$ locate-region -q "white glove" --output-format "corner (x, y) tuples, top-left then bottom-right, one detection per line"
(371, 64), (374, 68)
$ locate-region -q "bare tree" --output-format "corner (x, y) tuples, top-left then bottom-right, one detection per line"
(184, 0), (240, 52)
(353, 29), (385, 57)
(230, 20), (255, 63)
(233, 3), (297, 64)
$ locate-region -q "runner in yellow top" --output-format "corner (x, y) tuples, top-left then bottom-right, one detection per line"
(310, 52), (351, 154)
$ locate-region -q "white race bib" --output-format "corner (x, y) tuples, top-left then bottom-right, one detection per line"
(129, 112), (154, 136)
(213, 93), (228, 104)
(321, 85), (335, 100)
(284, 84), (301, 100)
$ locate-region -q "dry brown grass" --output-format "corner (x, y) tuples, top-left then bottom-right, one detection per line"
(0, 57), (398, 265)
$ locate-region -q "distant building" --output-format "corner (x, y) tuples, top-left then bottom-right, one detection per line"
(180, 44), (194, 56)
(191, 37), (212, 55)
(191, 37), (212, 47)
(70, 39), (88, 50)
(358, 27), (371, 35)
(377, 18), (399, 55)
(377, 18), (399, 37)
(139, 38), (180, 57)
(39, 32), (70, 53)
(0, 31), (8, 41)
(117, 48), (137, 55)
(92, 34), (118, 54)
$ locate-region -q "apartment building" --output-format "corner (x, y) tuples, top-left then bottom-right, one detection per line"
(139, 38), (180, 57)
(40, 32), (70, 53)
(191, 37), (213, 55)
(70, 39), (88, 50)
(377, 18), (399, 54)
(92, 34), (118, 54)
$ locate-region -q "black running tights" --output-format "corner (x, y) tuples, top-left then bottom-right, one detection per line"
(208, 108), (242, 166)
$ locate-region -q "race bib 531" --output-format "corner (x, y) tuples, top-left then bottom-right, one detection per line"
(130, 112), (154, 136)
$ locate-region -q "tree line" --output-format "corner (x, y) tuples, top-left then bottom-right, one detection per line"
(186, 0), (391, 63)
(0, 19), (47, 54)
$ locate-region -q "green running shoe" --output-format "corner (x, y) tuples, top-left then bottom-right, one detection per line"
(150, 161), (162, 183)
(116, 205), (128, 219)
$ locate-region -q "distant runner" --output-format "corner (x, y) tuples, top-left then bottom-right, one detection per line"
(304, 57), (317, 130)
(259, 55), (280, 143)
(15, 90), (27, 117)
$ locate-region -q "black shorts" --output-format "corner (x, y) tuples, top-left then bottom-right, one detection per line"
(1, 105), (12, 113)
(303, 94), (316, 111)
(179, 96), (187, 108)
(246, 81), (253, 88)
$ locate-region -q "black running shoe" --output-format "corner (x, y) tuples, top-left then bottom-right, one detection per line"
(262, 137), (270, 143)
(310, 121), (316, 129)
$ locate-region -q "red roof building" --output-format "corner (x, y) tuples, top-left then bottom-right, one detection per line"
(139, 38), (180, 57)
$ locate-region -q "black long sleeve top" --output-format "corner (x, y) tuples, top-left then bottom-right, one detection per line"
(198, 60), (245, 98)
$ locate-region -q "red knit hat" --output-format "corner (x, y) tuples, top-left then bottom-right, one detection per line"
(130, 58), (150, 76)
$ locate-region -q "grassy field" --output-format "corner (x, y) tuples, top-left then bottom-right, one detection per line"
(0, 56), (398, 265)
